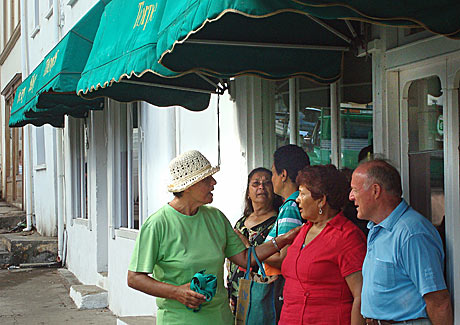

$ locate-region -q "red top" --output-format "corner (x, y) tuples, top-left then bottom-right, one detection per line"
(279, 212), (366, 325)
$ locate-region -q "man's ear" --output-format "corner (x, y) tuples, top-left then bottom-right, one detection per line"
(281, 169), (288, 182)
(372, 183), (382, 199)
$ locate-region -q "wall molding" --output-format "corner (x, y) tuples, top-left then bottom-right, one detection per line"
(0, 23), (20, 65)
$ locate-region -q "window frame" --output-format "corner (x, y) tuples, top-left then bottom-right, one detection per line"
(31, 0), (40, 38)
(71, 118), (89, 220)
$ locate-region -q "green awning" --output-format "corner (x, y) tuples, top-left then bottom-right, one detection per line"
(156, 0), (460, 82)
(290, 1), (460, 38)
(156, 0), (351, 84)
(9, 0), (108, 128)
(77, 0), (222, 112)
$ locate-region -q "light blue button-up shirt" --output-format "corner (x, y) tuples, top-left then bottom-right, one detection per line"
(361, 200), (446, 321)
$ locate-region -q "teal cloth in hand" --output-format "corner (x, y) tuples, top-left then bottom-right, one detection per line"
(188, 270), (217, 312)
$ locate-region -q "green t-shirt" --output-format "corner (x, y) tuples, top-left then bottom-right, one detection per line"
(129, 204), (246, 325)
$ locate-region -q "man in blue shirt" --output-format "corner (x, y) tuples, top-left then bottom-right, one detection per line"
(349, 159), (452, 325)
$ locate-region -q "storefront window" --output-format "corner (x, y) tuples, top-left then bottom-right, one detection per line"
(408, 76), (444, 225)
(274, 50), (372, 170)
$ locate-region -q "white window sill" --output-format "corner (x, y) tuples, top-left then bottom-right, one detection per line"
(31, 25), (40, 39)
(45, 7), (53, 20)
(34, 164), (47, 171)
(115, 228), (139, 240)
(74, 218), (89, 227)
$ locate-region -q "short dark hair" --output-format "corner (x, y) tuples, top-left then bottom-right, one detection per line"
(173, 191), (184, 198)
(296, 165), (349, 211)
(243, 167), (283, 218)
(273, 144), (310, 183)
(359, 159), (402, 198)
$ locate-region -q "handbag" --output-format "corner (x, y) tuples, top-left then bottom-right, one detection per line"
(235, 246), (285, 325)
(227, 217), (277, 300)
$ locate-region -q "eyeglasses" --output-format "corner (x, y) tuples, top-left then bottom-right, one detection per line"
(250, 180), (272, 188)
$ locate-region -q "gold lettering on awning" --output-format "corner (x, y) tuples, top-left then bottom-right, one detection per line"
(28, 74), (37, 93)
(16, 87), (26, 104)
(133, 1), (158, 30)
(43, 50), (60, 76)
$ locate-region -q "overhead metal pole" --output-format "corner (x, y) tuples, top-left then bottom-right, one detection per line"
(119, 80), (218, 94)
(187, 39), (349, 51)
(306, 15), (352, 43)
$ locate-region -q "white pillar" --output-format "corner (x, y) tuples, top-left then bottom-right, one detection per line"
(330, 82), (340, 166)
(289, 78), (298, 145)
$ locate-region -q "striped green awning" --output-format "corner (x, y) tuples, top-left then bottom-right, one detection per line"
(9, 0), (109, 128)
(77, 0), (222, 112)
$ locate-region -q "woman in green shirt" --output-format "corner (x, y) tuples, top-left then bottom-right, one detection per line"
(127, 150), (301, 325)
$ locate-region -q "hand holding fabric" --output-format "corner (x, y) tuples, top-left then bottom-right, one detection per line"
(175, 283), (207, 310)
(186, 270), (217, 312)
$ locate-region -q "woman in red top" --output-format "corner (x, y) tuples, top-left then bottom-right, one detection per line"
(280, 165), (366, 325)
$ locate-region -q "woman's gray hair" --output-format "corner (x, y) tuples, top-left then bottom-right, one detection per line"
(360, 159), (402, 198)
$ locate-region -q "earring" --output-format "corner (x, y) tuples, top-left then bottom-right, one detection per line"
(319, 207), (323, 215)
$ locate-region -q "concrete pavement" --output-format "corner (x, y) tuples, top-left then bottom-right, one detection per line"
(0, 267), (117, 324)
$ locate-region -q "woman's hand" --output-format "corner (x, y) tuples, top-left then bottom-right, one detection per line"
(234, 229), (250, 248)
(174, 283), (207, 309)
(277, 225), (303, 246)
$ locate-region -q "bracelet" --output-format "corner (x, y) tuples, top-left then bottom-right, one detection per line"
(271, 238), (281, 252)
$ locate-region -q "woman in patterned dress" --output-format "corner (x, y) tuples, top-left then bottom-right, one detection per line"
(226, 167), (283, 314)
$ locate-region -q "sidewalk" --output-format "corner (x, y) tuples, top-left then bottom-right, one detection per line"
(0, 267), (117, 324)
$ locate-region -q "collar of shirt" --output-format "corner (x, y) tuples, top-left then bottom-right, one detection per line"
(326, 211), (347, 231)
(367, 199), (409, 231)
(282, 191), (299, 208)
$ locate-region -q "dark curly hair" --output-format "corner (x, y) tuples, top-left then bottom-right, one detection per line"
(296, 165), (349, 211)
(243, 167), (283, 218)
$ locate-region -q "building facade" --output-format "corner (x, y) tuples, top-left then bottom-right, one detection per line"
(5, 0), (460, 321)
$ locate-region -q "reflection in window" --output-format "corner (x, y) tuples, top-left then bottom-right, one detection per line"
(408, 76), (444, 225)
(273, 51), (372, 170)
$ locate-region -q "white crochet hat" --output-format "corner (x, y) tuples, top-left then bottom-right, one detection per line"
(167, 150), (220, 192)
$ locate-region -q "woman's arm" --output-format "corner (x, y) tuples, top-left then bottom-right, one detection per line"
(262, 246), (289, 269)
(127, 271), (206, 309)
(344, 271), (365, 325)
(228, 225), (302, 267)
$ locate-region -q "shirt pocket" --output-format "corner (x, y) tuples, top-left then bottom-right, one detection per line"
(374, 259), (395, 287)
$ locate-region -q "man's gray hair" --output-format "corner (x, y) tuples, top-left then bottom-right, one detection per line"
(359, 159), (402, 198)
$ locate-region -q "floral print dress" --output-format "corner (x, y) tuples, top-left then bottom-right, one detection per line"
(226, 215), (277, 315)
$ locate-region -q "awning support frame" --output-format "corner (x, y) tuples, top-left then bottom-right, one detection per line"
(306, 14), (352, 44)
(195, 72), (226, 93)
(187, 39), (349, 51)
(119, 79), (219, 95)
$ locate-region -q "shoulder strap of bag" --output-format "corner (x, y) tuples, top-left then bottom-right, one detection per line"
(276, 198), (299, 237)
(244, 246), (266, 279)
(249, 216), (277, 246)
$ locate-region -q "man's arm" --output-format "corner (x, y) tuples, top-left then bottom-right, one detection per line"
(424, 289), (453, 325)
